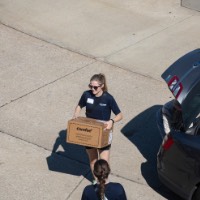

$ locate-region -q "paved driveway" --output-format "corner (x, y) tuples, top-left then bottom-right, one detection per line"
(0, 0), (200, 199)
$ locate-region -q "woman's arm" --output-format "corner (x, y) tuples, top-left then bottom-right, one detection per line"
(105, 112), (123, 130)
(112, 112), (123, 123)
(73, 105), (82, 119)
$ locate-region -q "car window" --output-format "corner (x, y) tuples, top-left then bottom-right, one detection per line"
(182, 82), (200, 129)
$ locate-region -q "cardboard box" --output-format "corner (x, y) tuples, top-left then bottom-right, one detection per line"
(67, 117), (111, 148)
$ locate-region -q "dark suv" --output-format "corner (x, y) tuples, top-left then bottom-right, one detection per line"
(157, 49), (200, 200)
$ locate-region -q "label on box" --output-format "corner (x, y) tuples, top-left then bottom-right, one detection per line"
(67, 117), (110, 148)
(68, 122), (101, 146)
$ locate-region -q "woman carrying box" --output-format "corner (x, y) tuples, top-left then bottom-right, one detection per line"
(73, 73), (123, 183)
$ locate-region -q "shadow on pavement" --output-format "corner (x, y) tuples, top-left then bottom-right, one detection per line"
(46, 130), (93, 182)
(121, 105), (183, 200)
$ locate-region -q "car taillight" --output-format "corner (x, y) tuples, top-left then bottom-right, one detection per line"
(162, 136), (174, 150)
(167, 75), (183, 99)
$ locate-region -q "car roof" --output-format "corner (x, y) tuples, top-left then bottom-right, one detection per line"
(161, 49), (200, 104)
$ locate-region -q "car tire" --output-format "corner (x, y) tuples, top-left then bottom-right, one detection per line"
(193, 186), (200, 200)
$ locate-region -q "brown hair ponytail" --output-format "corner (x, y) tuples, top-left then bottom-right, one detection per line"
(90, 73), (108, 92)
(93, 159), (110, 200)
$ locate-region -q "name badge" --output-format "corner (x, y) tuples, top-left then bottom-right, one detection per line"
(87, 98), (94, 104)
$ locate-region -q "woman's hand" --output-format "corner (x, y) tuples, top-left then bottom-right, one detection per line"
(104, 113), (123, 130)
(104, 120), (114, 130)
(72, 113), (78, 119)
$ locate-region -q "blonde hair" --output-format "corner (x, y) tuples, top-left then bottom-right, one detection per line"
(90, 73), (108, 92)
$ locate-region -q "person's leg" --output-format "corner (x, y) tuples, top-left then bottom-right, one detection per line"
(86, 148), (98, 180)
(99, 149), (110, 164)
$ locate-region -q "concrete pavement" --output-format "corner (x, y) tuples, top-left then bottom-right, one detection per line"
(0, 0), (200, 199)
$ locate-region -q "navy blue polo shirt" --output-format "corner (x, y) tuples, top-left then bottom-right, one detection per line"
(78, 91), (121, 121)
(81, 182), (127, 200)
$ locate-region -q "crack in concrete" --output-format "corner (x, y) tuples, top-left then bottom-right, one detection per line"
(0, 130), (88, 166)
(0, 20), (165, 110)
(65, 175), (86, 200)
(111, 172), (147, 186)
(0, 130), (148, 188)
(0, 21), (164, 84)
(0, 60), (96, 109)
(97, 59), (162, 82)
(0, 130), (49, 151)
(0, 21), (96, 60)
(103, 15), (195, 59)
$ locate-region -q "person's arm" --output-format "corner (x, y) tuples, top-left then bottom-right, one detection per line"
(73, 105), (82, 119)
(105, 112), (123, 130)
(81, 188), (88, 200)
(119, 190), (127, 200)
(118, 185), (127, 200)
(73, 92), (86, 119)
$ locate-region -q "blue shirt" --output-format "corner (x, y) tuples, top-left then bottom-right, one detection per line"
(81, 182), (127, 200)
(78, 91), (121, 121)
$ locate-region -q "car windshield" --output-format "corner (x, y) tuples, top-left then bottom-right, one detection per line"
(182, 82), (200, 129)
